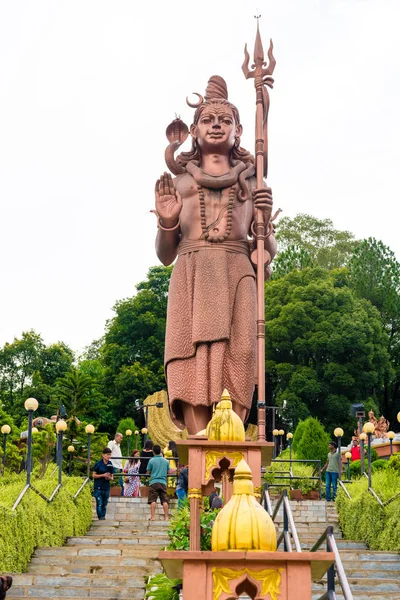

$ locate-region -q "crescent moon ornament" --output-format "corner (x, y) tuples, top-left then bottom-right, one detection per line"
(186, 93), (204, 108)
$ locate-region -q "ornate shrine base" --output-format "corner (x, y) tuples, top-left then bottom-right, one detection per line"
(176, 437), (274, 551)
(159, 550), (334, 600)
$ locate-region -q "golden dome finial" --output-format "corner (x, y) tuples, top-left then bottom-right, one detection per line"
(211, 460), (276, 552)
(206, 389), (245, 442)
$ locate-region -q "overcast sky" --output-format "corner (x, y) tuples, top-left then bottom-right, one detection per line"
(0, 0), (399, 354)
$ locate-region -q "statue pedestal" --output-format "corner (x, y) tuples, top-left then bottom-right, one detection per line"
(176, 437), (274, 551)
(159, 550), (334, 600)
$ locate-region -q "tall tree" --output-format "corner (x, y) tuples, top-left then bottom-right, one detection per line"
(265, 268), (391, 433)
(275, 214), (358, 271)
(348, 238), (400, 420)
(52, 368), (100, 419)
(101, 266), (172, 421)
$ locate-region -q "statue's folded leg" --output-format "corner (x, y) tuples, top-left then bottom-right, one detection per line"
(181, 403), (211, 435)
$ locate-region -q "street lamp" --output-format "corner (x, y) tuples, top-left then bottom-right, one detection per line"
(278, 429), (284, 455)
(387, 431), (395, 456)
(345, 451), (352, 480)
(334, 428), (344, 479)
(134, 430), (139, 450)
(136, 401), (163, 445)
(363, 422), (375, 488)
(1, 424), (11, 473)
(272, 429), (279, 459)
(286, 432), (293, 463)
(55, 420), (67, 486)
(125, 429), (132, 455)
(85, 424), (95, 478)
(24, 398), (39, 485)
(68, 445), (75, 476)
(359, 432), (367, 475)
(141, 427), (148, 445)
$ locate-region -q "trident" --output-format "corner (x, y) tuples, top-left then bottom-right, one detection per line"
(242, 16), (276, 441)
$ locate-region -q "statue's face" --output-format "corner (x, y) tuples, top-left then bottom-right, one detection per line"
(191, 105), (242, 154)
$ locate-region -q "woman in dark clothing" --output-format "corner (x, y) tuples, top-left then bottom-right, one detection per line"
(139, 440), (154, 482)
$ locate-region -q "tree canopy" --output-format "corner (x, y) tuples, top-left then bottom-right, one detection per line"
(274, 213), (358, 274)
(265, 267), (391, 432)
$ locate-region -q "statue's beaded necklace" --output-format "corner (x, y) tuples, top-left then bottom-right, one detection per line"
(198, 185), (235, 243)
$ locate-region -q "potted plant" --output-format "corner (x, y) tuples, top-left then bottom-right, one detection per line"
(110, 476), (123, 497)
(289, 479), (302, 501)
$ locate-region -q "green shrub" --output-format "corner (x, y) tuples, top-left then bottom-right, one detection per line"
(292, 420), (307, 453)
(0, 473), (92, 572)
(264, 456), (319, 494)
(167, 499), (221, 552)
(116, 417), (142, 455)
(336, 467), (400, 551)
(145, 573), (181, 600)
(388, 452), (400, 473)
(296, 417), (330, 467)
(370, 459), (388, 472)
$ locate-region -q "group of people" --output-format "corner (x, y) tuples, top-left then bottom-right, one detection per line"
(92, 434), (189, 521)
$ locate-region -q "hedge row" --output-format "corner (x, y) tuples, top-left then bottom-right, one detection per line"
(336, 460), (400, 552)
(0, 472), (92, 572)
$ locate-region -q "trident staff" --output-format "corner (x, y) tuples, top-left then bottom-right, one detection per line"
(242, 16), (276, 440)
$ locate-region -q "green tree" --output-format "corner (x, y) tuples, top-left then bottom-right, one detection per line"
(52, 368), (101, 420)
(272, 244), (314, 279)
(348, 238), (400, 420)
(101, 265), (172, 420)
(275, 214), (358, 271)
(265, 268), (391, 433)
(0, 332), (74, 423)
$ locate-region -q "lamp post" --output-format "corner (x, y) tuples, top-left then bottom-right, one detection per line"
(363, 422), (375, 488)
(286, 431), (293, 460)
(387, 431), (395, 456)
(278, 429), (284, 456)
(334, 427), (344, 479)
(55, 420), (67, 485)
(272, 429), (279, 459)
(126, 429), (132, 456)
(134, 430), (139, 450)
(359, 432), (366, 475)
(141, 428), (148, 446)
(136, 401), (163, 445)
(68, 445), (75, 476)
(24, 398), (39, 485)
(1, 424), (11, 473)
(85, 424), (95, 478)
(345, 451), (352, 480)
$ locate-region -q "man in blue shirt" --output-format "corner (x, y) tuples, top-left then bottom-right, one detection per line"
(147, 444), (172, 521)
(93, 447), (115, 520)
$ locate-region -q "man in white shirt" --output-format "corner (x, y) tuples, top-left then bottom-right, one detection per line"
(108, 433), (123, 495)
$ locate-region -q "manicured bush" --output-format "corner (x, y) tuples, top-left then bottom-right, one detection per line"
(0, 471), (92, 572)
(116, 417), (142, 455)
(370, 459), (388, 472)
(292, 420), (307, 453)
(296, 417), (330, 467)
(336, 467), (400, 551)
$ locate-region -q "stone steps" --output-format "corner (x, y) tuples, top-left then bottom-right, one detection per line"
(7, 497), (174, 599)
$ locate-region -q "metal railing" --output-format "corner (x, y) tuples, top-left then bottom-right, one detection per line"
(11, 473), (90, 511)
(311, 526), (353, 600)
(262, 486), (302, 552)
(262, 486), (353, 600)
(264, 458), (322, 499)
(361, 471), (400, 507)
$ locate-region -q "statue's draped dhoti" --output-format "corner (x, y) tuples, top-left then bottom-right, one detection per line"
(165, 240), (256, 427)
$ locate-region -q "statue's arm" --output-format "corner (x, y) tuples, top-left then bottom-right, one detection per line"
(154, 172), (182, 266)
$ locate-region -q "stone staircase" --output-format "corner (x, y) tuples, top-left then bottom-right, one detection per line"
(7, 497), (400, 599)
(7, 497), (176, 599)
(274, 500), (400, 599)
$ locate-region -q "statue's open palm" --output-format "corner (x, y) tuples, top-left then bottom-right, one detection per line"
(155, 172), (182, 227)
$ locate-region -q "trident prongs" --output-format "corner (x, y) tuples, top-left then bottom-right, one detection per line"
(242, 18), (276, 87)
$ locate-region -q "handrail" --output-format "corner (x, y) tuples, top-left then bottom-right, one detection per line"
(266, 458), (322, 499)
(11, 475), (90, 511)
(338, 480), (352, 499)
(311, 526), (353, 600)
(266, 488), (302, 553)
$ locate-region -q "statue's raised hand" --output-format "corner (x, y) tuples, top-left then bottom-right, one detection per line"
(155, 172), (182, 228)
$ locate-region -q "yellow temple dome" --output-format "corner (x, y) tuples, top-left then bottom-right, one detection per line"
(211, 459), (276, 552)
(206, 389), (245, 442)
